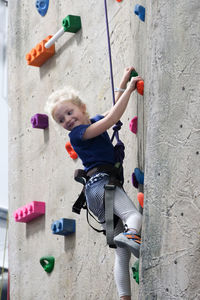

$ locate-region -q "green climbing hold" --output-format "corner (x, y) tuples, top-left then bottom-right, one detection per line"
(132, 259), (139, 284)
(40, 256), (55, 273)
(62, 15), (82, 33)
(129, 69), (138, 81)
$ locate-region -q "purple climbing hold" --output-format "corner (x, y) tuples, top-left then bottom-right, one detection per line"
(31, 113), (49, 129)
(132, 172), (139, 189)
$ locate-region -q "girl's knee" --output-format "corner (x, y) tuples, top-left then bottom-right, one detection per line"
(126, 212), (142, 231)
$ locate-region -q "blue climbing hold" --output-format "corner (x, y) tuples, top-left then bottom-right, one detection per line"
(134, 4), (145, 22)
(51, 218), (76, 236)
(134, 168), (144, 184)
(35, 0), (49, 17)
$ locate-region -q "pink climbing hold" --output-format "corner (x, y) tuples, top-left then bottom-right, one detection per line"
(129, 116), (138, 134)
(13, 201), (45, 223)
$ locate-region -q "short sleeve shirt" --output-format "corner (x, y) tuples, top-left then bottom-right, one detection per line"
(69, 115), (115, 171)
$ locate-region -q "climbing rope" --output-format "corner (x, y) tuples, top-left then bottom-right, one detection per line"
(111, 121), (125, 164)
(104, 0), (115, 106)
(0, 212), (8, 300)
(104, 0), (125, 164)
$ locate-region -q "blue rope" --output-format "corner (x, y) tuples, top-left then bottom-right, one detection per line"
(104, 0), (125, 164)
(104, 0), (115, 106)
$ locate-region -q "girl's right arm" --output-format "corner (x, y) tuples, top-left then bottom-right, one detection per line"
(103, 67), (136, 117)
(83, 76), (142, 140)
(114, 67), (136, 104)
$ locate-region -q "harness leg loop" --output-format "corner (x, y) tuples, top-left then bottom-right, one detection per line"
(104, 183), (116, 248)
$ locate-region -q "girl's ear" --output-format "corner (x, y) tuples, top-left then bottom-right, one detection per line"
(81, 103), (87, 113)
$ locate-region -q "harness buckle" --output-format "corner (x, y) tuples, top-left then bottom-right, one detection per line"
(104, 184), (116, 190)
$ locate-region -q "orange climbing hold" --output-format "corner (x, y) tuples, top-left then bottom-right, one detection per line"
(25, 35), (55, 67)
(65, 141), (78, 160)
(137, 192), (144, 208)
(136, 80), (144, 95)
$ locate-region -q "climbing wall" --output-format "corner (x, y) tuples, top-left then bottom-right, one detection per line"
(140, 1), (200, 299)
(8, 1), (145, 299)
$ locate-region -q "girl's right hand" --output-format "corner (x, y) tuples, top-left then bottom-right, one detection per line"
(127, 76), (143, 93)
(120, 67), (135, 88)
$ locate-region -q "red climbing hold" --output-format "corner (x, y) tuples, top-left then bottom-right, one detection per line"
(137, 192), (144, 208)
(136, 80), (144, 95)
(65, 141), (78, 160)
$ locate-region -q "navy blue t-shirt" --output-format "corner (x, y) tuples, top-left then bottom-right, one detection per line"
(69, 115), (115, 171)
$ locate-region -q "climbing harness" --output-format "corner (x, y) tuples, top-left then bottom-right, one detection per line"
(72, 164), (124, 248)
(72, 0), (125, 248)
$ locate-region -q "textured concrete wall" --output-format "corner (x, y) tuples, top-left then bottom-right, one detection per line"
(140, 0), (200, 299)
(8, 1), (144, 299)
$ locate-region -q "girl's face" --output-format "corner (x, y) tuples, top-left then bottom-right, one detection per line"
(53, 101), (90, 131)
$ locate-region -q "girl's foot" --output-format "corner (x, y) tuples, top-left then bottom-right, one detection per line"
(114, 228), (141, 258)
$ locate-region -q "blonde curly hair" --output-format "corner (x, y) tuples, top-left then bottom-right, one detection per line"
(45, 86), (89, 124)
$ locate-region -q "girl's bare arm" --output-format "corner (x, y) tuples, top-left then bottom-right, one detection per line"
(102, 67), (136, 117)
(83, 76), (142, 140)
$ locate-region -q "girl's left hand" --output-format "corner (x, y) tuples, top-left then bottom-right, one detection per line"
(127, 76), (143, 93)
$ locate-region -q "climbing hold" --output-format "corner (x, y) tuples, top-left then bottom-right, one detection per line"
(134, 168), (144, 184)
(51, 218), (76, 236)
(132, 173), (138, 189)
(45, 15), (82, 49)
(132, 168), (144, 188)
(35, 0), (49, 17)
(137, 192), (144, 208)
(13, 201), (45, 223)
(129, 116), (138, 134)
(129, 70), (138, 80)
(132, 259), (139, 284)
(65, 141), (78, 160)
(25, 35), (55, 67)
(40, 256), (55, 273)
(129, 69), (144, 95)
(62, 15), (82, 33)
(134, 4), (145, 22)
(136, 80), (144, 95)
(31, 113), (49, 129)
(116, 0), (123, 2)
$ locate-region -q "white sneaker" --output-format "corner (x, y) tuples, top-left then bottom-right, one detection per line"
(114, 231), (141, 258)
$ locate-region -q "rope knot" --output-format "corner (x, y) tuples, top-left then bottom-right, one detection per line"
(112, 120), (123, 132)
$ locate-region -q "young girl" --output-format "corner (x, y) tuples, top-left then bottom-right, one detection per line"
(46, 67), (143, 300)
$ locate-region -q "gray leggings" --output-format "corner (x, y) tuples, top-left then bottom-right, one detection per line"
(85, 173), (142, 297)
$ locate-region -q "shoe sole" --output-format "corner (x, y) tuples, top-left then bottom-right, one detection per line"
(114, 235), (140, 258)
